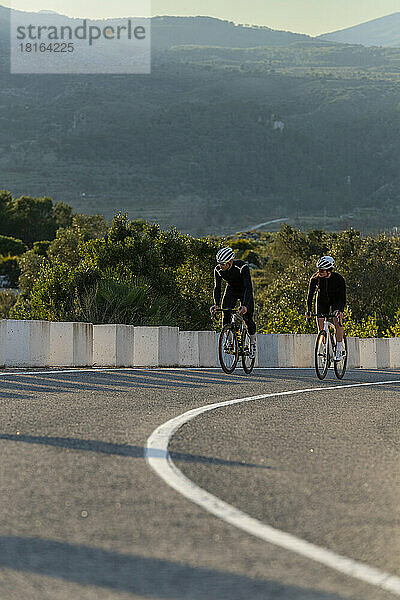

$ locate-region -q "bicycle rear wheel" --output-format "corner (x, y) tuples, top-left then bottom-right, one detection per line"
(241, 328), (255, 374)
(218, 325), (239, 374)
(315, 330), (329, 380)
(334, 336), (348, 379)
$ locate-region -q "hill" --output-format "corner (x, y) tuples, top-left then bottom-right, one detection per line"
(1, 7), (400, 234)
(0, 6), (310, 49)
(319, 12), (400, 47)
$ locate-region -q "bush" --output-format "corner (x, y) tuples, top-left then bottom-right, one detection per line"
(0, 235), (27, 256)
(254, 226), (400, 337)
(33, 241), (51, 256)
(0, 290), (18, 318)
(16, 214), (219, 329)
(0, 256), (20, 287)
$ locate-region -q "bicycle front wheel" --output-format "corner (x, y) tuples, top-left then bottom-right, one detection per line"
(315, 330), (329, 380)
(218, 325), (239, 374)
(241, 328), (255, 374)
(334, 336), (348, 380)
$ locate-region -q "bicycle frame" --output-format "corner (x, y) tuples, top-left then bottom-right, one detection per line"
(321, 316), (336, 362)
(219, 309), (247, 355)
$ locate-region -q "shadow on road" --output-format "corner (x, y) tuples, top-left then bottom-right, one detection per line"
(0, 536), (355, 600)
(0, 433), (273, 469)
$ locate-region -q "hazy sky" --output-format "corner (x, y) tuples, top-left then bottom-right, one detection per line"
(5, 0), (400, 35)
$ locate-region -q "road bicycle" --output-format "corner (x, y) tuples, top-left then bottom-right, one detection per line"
(214, 309), (255, 375)
(313, 313), (348, 380)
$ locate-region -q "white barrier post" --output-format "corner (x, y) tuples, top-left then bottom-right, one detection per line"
(198, 331), (219, 368)
(0, 320), (5, 367)
(376, 338), (390, 370)
(133, 327), (179, 367)
(49, 322), (93, 367)
(278, 334), (295, 367)
(388, 337), (400, 369)
(346, 337), (360, 368)
(257, 334), (278, 367)
(179, 331), (200, 367)
(1, 319), (50, 367)
(93, 324), (135, 367)
(293, 334), (315, 368)
(358, 338), (377, 369)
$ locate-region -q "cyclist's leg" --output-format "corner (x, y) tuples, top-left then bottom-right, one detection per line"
(316, 300), (329, 331)
(222, 288), (237, 327)
(241, 298), (256, 336)
(333, 312), (344, 342)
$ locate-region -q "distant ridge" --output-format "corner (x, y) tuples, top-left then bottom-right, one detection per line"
(0, 5), (311, 48)
(319, 12), (400, 47)
(151, 15), (311, 48)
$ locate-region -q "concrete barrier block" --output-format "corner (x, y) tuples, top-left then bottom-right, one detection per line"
(2, 319), (50, 367)
(346, 337), (360, 368)
(133, 327), (159, 366)
(49, 322), (93, 367)
(133, 326), (179, 367)
(159, 327), (179, 366)
(293, 334), (315, 368)
(388, 337), (400, 369)
(0, 320), (5, 367)
(93, 324), (134, 367)
(359, 338), (377, 369)
(257, 334), (278, 367)
(199, 331), (219, 367)
(179, 331), (200, 367)
(278, 334), (295, 367)
(376, 338), (390, 370)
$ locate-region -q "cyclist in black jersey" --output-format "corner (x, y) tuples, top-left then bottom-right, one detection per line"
(306, 255), (346, 361)
(210, 247), (257, 358)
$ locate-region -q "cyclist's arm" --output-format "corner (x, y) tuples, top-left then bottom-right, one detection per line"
(213, 268), (222, 306)
(307, 275), (318, 313)
(241, 264), (254, 308)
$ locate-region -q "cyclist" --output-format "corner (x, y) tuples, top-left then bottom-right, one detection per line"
(306, 256), (346, 361)
(210, 247), (257, 359)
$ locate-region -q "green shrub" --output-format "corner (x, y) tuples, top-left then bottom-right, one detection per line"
(0, 235), (27, 256)
(0, 289), (18, 318)
(16, 214), (219, 329)
(33, 241), (51, 256)
(0, 256), (20, 287)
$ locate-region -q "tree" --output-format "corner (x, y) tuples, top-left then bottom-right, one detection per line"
(0, 235), (28, 256)
(0, 256), (20, 287)
(15, 214), (219, 329)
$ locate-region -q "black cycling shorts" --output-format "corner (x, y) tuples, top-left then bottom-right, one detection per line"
(316, 301), (341, 318)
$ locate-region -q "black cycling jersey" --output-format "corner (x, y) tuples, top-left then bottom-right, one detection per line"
(307, 271), (346, 315)
(214, 260), (256, 335)
(214, 260), (254, 308)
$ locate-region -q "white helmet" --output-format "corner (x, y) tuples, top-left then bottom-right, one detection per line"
(317, 255), (335, 270)
(216, 247), (235, 264)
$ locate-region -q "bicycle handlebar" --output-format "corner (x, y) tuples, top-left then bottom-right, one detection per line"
(212, 308), (245, 321)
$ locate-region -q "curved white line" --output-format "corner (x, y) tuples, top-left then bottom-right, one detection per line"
(146, 379), (400, 596)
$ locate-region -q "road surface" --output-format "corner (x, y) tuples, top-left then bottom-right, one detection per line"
(0, 367), (399, 599)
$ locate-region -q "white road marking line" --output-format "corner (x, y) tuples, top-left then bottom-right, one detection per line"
(146, 379), (400, 596)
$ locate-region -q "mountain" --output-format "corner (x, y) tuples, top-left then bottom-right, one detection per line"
(151, 16), (310, 49)
(319, 12), (400, 47)
(1, 5), (400, 233)
(0, 5), (310, 50)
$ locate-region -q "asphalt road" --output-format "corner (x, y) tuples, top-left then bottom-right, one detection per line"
(0, 367), (399, 600)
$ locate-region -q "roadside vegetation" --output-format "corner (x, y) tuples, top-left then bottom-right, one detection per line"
(1, 191), (400, 336)
(228, 225), (400, 338)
